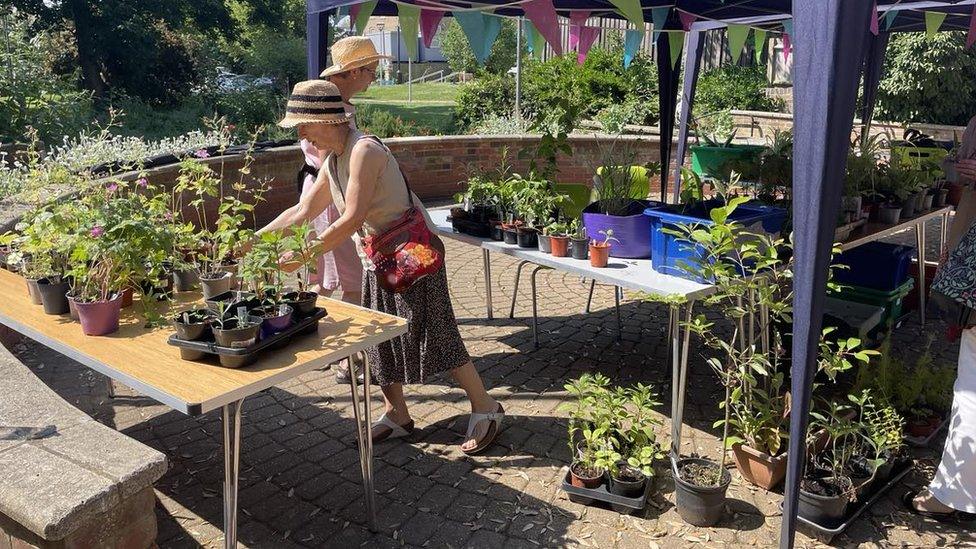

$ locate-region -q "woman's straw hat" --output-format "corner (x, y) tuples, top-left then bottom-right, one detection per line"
(278, 80), (353, 128)
(320, 36), (391, 77)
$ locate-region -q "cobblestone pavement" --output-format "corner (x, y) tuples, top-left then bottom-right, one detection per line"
(9, 215), (976, 548)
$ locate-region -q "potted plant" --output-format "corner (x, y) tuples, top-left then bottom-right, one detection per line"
(800, 401), (858, 526)
(589, 229), (617, 268)
(212, 304), (263, 349)
(569, 219), (588, 260)
(571, 427), (608, 489)
(546, 221), (571, 257)
(172, 308), (217, 341)
(281, 223), (321, 317)
(69, 257), (126, 336)
(239, 230), (295, 337)
(608, 383), (666, 501)
(14, 203), (78, 315)
(849, 389), (905, 490)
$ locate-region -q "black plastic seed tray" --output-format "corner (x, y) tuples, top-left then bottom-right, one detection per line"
(791, 463), (913, 544)
(167, 307), (327, 368)
(560, 470), (649, 514)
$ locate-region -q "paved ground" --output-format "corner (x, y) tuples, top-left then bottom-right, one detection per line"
(7, 216), (976, 548)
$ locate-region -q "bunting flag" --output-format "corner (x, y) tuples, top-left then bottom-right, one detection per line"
(420, 9), (444, 49)
(610, 0), (645, 29)
(651, 7), (670, 41)
(969, 4), (976, 48)
(570, 10), (591, 27)
(454, 11), (501, 65)
(782, 20), (793, 63)
(669, 31), (684, 68)
(727, 24), (750, 63)
(577, 26), (599, 64)
(522, 0), (562, 56)
(753, 28), (767, 64)
(925, 11), (947, 38)
(884, 10), (898, 31)
(524, 20), (544, 59)
(623, 29), (643, 68)
(870, 2), (879, 35)
(679, 11), (697, 32)
(337, 5), (349, 22)
(349, 4), (360, 30)
(398, 4), (420, 61)
(354, 0), (377, 34)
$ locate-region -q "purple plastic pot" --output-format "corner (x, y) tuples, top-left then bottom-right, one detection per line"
(255, 304), (294, 338)
(74, 294), (123, 336)
(581, 200), (659, 259)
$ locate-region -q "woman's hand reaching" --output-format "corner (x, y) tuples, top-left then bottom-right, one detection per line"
(278, 251), (302, 273)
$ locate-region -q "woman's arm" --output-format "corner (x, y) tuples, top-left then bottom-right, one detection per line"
(256, 167), (335, 237)
(958, 158), (976, 182)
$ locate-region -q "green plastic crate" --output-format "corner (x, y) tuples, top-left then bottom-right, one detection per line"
(828, 278), (914, 335)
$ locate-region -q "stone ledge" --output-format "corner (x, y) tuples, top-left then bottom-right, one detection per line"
(0, 342), (166, 542)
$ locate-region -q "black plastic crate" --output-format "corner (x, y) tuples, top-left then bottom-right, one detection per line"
(560, 470), (649, 515)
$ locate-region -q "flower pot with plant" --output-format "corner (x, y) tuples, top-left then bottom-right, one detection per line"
(589, 230), (617, 268)
(546, 221), (570, 257)
(239, 230), (295, 337)
(800, 401), (859, 526)
(212, 306), (263, 350)
(12, 203), (78, 313)
(569, 220), (588, 260)
(172, 308), (217, 341)
(69, 257), (127, 336)
(281, 223), (322, 317)
(689, 111), (766, 180)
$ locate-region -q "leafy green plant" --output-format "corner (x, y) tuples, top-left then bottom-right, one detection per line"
(593, 229), (618, 247)
(453, 73), (515, 130)
(240, 229), (289, 303)
(694, 64), (782, 115)
(286, 222), (318, 293)
(849, 389), (904, 467)
(693, 111), (737, 148)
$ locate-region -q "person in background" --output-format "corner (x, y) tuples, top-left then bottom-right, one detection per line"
(906, 115), (976, 522)
(260, 80), (504, 455)
(297, 36), (389, 384)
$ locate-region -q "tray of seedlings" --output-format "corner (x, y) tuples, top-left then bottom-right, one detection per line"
(793, 394), (914, 544)
(169, 227), (327, 368)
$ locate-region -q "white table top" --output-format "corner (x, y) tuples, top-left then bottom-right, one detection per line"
(840, 206), (952, 251)
(429, 208), (715, 300)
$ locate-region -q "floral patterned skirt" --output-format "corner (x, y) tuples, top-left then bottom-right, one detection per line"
(361, 263), (470, 385)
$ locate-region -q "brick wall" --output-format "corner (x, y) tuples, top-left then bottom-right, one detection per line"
(135, 134), (665, 229)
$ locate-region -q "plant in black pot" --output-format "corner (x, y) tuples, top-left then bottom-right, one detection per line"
(800, 400), (859, 527)
(281, 223), (321, 318)
(607, 383), (666, 502)
(239, 230), (294, 338)
(514, 180), (568, 250)
(172, 308), (217, 341)
(569, 219), (589, 260)
(452, 176), (499, 237)
(212, 304), (263, 349)
(14, 202), (78, 315)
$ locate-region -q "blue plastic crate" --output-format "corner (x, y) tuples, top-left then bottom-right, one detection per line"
(739, 204), (788, 235)
(831, 242), (913, 291)
(644, 201), (784, 283)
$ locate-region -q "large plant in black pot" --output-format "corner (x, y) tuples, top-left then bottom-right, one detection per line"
(281, 222), (321, 317)
(801, 401), (860, 526)
(239, 230), (294, 337)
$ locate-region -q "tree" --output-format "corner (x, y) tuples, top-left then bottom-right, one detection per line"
(440, 19), (518, 76)
(876, 32), (976, 127)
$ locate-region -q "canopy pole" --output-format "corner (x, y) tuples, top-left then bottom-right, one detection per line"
(672, 30), (706, 204)
(859, 31), (890, 140)
(516, 17), (523, 120)
(306, 8), (332, 79)
(782, 2), (875, 548)
(656, 30), (681, 202)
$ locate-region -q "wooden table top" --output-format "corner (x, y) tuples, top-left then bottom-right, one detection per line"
(0, 269), (407, 415)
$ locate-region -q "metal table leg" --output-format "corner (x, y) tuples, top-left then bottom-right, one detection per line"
(529, 266), (548, 349)
(916, 221), (926, 326)
(614, 287), (622, 342)
(348, 353), (376, 531)
(222, 399), (244, 549)
(509, 261), (530, 318)
(670, 302), (695, 464)
(482, 249), (494, 320)
(940, 210), (950, 259)
(584, 279), (596, 314)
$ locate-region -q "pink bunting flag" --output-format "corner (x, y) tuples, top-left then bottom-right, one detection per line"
(782, 33), (792, 63)
(420, 9), (445, 48)
(679, 11), (697, 32)
(870, 1), (879, 35)
(570, 10), (591, 27)
(349, 3), (361, 30)
(569, 24), (581, 50)
(969, 3), (976, 48)
(577, 26), (599, 64)
(522, 0), (562, 56)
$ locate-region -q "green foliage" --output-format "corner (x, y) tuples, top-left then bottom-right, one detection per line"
(440, 19), (518, 76)
(0, 9), (92, 143)
(694, 64), (782, 115)
(356, 104), (433, 138)
(877, 32), (976, 126)
(453, 74), (515, 131)
(210, 87), (284, 139)
(238, 29), (307, 90)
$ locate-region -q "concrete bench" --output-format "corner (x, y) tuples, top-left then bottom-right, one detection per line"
(0, 341), (167, 548)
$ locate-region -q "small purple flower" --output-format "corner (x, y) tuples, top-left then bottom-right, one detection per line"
(136, 178), (148, 188)
(163, 211), (174, 221)
(106, 182), (118, 193)
(90, 226), (104, 238)
(194, 149), (210, 159)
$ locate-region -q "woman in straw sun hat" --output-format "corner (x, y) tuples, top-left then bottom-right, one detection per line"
(298, 36), (391, 385)
(257, 80), (505, 455)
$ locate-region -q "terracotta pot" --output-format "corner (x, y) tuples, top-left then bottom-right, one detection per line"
(550, 235), (570, 257)
(120, 287), (134, 308)
(589, 243), (610, 268)
(569, 463), (604, 489)
(732, 443), (788, 490)
(907, 415), (943, 438)
(948, 182), (965, 207)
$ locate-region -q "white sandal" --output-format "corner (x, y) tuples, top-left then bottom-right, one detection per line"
(371, 413), (415, 443)
(461, 403), (505, 455)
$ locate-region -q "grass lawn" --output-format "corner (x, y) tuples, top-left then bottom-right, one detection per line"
(358, 82), (458, 103)
(358, 102), (456, 135)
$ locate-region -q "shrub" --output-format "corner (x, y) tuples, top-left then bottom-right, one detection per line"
(471, 114), (532, 135)
(212, 87), (285, 139)
(876, 32), (976, 126)
(453, 74), (515, 130)
(356, 104), (431, 138)
(694, 64), (781, 116)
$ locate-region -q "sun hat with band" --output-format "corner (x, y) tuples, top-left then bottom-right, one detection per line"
(320, 36), (391, 78)
(278, 80), (353, 128)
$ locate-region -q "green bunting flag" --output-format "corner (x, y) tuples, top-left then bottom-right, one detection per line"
(455, 11), (502, 65)
(727, 24), (750, 63)
(669, 31), (684, 68)
(355, 0), (377, 35)
(524, 20), (545, 60)
(610, 0), (645, 29)
(925, 11), (947, 38)
(753, 28), (767, 63)
(398, 4), (420, 61)
(651, 7), (670, 41)
(884, 10), (898, 30)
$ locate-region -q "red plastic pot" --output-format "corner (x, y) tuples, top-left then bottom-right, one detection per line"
(74, 294), (123, 336)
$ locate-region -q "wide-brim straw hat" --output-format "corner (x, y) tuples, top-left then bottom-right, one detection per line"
(278, 80), (353, 128)
(320, 36), (391, 77)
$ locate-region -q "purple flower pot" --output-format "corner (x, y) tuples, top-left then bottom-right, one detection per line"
(581, 200), (659, 259)
(254, 304), (294, 338)
(74, 294), (123, 336)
